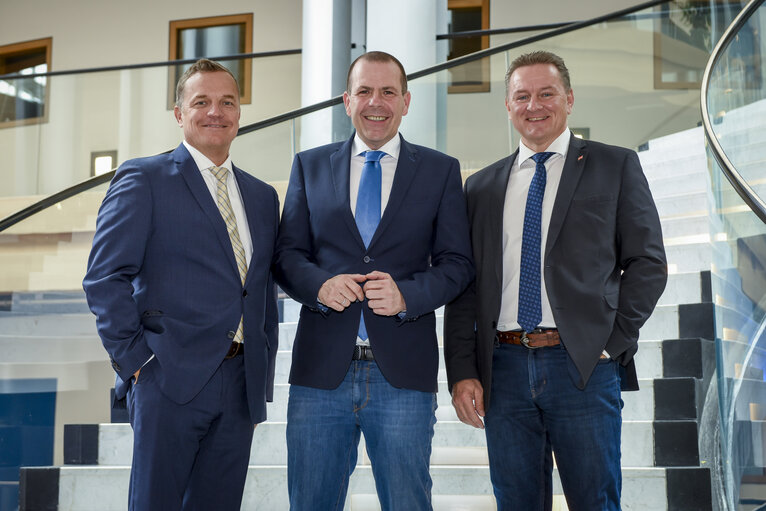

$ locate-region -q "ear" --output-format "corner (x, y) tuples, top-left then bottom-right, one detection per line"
(566, 89), (574, 115)
(174, 105), (183, 127)
(402, 91), (411, 116)
(343, 91), (351, 116)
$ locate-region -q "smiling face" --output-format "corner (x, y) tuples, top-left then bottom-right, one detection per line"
(174, 70), (240, 165)
(505, 63), (574, 152)
(343, 59), (411, 150)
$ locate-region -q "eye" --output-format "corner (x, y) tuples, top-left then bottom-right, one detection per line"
(515, 95), (529, 102)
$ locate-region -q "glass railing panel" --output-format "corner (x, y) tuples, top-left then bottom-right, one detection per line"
(0, 181), (109, 496)
(704, 2), (766, 509)
(0, 53), (301, 200)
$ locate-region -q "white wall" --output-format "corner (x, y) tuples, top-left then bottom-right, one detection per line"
(0, 0), (302, 196)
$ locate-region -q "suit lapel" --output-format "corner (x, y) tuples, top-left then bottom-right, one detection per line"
(488, 152), (516, 288)
(330, 136), (366, 249)
(369, 135), (417, 249)
(175, 144), (241, 279)
(545, 133), (586, 259)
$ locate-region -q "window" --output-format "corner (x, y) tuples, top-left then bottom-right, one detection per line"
(0, 37), (52, 128)
(168, 14), (253, 108)
(447, 0), (490, 93)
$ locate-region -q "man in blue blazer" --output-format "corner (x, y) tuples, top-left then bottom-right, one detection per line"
(83, 59), (279, 511)
(275, 51), (473, 510)
(445, 51), (667, 510)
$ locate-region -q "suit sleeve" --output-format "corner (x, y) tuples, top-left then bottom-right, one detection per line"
(395, 158), (475, 318)
(264, 188), (280, 402)
(273, 153), (335, 307)
(82, 164), (154, 383)
(606, 151), (668, 362)
(444, 280), (481, 390)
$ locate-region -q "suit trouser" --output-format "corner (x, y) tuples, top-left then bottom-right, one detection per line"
(484, 343), (623, 511)
(126, 354), (254, 511)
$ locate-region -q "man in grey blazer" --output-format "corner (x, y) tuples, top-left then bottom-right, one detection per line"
(444, 50), (667, 510)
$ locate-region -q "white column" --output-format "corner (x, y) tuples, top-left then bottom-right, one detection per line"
(300, 0), (352, 151)
(365, 0), (448, 150)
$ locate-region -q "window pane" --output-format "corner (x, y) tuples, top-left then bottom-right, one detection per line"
(0, 45), (48, 125)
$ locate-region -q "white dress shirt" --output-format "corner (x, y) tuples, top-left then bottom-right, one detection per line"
(349, 134), (401, 216)
(497, 129), (571, 331)
(183, 140), (253, 265)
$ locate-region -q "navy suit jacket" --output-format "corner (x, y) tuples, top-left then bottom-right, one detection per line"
(445, 133), (667, 409)
(274, 134), (474, 393)
(83, 143), (279, 424)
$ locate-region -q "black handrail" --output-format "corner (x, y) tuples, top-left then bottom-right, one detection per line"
(0, 0), (671, 233)
(0, 49), (301, 81)
(700, 0), (766, 224)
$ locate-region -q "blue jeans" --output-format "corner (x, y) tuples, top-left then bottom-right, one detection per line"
(485, 343), (623, 511)
(287, 361), (437, 510)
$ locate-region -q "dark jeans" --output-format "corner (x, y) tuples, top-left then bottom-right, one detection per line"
(485, 343), (623, 511)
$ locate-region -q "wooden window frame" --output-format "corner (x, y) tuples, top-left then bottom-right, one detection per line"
(0, 37), (52, 129)
(447, 0), (490, 94)
(168, 13), (253, 109)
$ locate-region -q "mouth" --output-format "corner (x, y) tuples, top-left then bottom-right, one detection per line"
(203, 124), (228, 128)
(364, 115), (388, 122)
(527, 116), (549, 122)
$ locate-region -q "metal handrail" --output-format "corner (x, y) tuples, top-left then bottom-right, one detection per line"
(699, 0), (766, 224)
(0, 0), (673, 233)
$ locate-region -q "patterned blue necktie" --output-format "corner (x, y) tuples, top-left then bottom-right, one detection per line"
(355, 150), (385, 340)
(518, 151), (554, 333)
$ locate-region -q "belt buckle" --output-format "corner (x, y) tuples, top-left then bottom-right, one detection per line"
(520, 331), (540, 349)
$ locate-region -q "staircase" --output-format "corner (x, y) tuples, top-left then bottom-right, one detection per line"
(10, 125), (740, 510)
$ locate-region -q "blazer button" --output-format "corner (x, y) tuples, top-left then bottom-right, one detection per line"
(242, 290), (248, 297)
(111, 359), (121, 372)
(363, 256), (371, 263)
(227, 331), (236, 339)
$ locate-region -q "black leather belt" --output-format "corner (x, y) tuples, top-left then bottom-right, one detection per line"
(352, 345), (374, 361)
(225, 341), (244, 359)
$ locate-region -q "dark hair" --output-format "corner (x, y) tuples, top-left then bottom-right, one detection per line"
(175, 58), (239, 108)
(505, 50), (571, 95)
(346, 51), (408, 93)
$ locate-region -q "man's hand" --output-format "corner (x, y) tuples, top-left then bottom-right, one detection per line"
(363, 271), (406, 316)
(318, 274), (366, 312)
(133, 368), (141, 383)
(452, 378), (485, 429)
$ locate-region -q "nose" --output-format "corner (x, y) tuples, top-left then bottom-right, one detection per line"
(207, 102), (222, 116)
(367, 90), (384, 105)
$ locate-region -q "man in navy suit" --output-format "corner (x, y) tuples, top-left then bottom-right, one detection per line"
(445, 51), (667, 509)
(275, 51), (473, 510)
(83, 59), (279, 511)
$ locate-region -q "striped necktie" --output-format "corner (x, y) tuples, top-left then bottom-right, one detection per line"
(211, 166), (247, 343)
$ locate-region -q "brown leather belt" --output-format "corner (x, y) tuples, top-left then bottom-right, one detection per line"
(225, 341), (244, 359)
(496, 329), (560, 349)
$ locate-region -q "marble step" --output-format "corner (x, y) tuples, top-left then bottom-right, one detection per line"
(77, 419), (659, 468)
(24, 464), (701, 511)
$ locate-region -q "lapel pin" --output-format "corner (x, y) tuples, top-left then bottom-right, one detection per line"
(577, 155), (584, 161)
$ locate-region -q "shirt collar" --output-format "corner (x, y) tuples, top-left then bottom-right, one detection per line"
(352, 133), (401, 160)
(517, 128), (571, 166)
(183, 140), (233, 173)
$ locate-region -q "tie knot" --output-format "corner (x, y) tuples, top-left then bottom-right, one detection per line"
(364, 150), (386, 163)
(531, 152), (554, 165)
(211, 166), (229, 183)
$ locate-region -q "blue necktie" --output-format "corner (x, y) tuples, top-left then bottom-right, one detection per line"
(355, 150), (385, 340)
(518, 151), (554, 333)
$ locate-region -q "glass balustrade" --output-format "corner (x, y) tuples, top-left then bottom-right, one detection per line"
(0, 53), (301, 200)
(704, 1), (766, 508)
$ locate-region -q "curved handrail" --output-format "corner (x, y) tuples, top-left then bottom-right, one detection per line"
(0, 49), (301, 81)
(0, 0), (672, 233)
(700, 0), (766, 224)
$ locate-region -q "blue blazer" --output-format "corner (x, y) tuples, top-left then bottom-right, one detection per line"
(274, 134), (474, 393)
(83, 144), (279, 424)
(445, 133), (668, 409)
